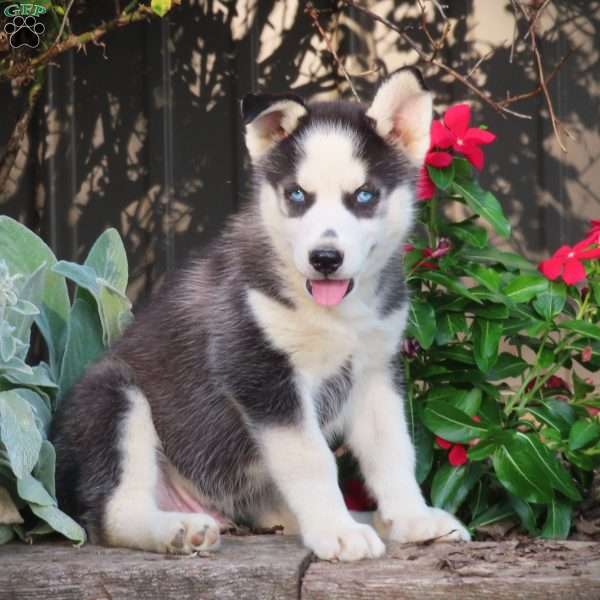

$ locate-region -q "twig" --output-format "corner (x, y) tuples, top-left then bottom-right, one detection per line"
(343, 0), (572, 129)
(54, 0), (76, 45)
(305, 3), (360, 101)
(1, 4), (155, 82)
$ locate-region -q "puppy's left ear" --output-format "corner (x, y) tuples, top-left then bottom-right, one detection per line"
(366, 67), (433, 165)
(241, 93), (308, 161)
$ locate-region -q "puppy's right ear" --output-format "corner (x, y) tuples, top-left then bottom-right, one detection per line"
(241, 93), (307, 161)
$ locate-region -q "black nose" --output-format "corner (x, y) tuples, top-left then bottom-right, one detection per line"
(309, 248), (344, 275)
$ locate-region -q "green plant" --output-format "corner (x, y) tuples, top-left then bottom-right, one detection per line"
(402, 104), (600, 539)
(0, 216), (132, 544)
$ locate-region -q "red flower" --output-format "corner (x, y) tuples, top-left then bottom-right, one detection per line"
(342, 479), (377, 512)
(435, 437), (468, 467)
(417, 165), (436, 200)
(526, 375), (570, 393)
(431, 104), (496, 170)
(587, 220), (600, 242)
(539, 235), (600, 285)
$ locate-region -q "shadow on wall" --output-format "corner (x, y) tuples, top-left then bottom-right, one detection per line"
(0, 0), (598, 302)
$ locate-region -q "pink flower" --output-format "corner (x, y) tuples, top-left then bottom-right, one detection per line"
(539, 234), (600, 285)
(431, 104), (496, 170)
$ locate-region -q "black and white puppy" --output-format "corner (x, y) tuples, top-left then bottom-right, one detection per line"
(51, 68), (470, 561)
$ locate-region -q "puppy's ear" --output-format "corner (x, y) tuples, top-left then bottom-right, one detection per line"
(366, 67), (433, 165)
(241, 93), (308, 161)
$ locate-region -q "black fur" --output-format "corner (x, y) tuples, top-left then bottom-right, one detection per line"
(51, 94), (412, 537)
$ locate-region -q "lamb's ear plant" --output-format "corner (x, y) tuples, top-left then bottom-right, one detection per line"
(0, 216), (132, 544)
(400, 104), (600, 540)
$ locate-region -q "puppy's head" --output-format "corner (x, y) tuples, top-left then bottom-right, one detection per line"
(242, 68), (432, 308)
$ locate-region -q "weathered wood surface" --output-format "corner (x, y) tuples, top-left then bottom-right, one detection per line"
(0, 536), (312, 600)
(1, 537), (599, 600)
(303, 540), (600, 600)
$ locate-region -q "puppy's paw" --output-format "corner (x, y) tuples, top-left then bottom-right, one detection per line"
(303, 522), (385, 561)
(162, 513), (221, 554)
(386, 506), (470, 543)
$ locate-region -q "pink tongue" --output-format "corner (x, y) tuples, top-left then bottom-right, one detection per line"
(310, 280), (350, 307)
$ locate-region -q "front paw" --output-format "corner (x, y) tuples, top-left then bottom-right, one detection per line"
(384, 507), (470, 543)
(303, 522), (385, 561)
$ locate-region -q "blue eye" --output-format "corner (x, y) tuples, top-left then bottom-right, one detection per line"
(288, 188), (305, 203)
(356, 189), (375, 204)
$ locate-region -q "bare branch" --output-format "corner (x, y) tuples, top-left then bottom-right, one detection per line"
(306, 2), (361, 101)
(1, 4), (155, 83)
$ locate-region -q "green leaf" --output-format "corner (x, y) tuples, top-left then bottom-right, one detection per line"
(59, 297), (105, 397)
(568, 419), (600, 451)
(472, 319), (503, 372)
(435, 312), (467, 345)
(452, 181), (511, 238)
(0, 217), (70, 373)
(151, 0), (172, 17)
(13, 387), (52, 434)
(449, 388), (482, 416)
(559, 320), (600, 341)
(7, 263), (45, 345)
(485, 353), (528, 381)
(0, 390), (42, 478)
(52, 261), (100, 295)
(83, 229), (129, 294)
(544, 399), (576, 427)
(97, 286), (133, 346)
(463, 264), (501, 293)
(417, 270), (481, 303)
(467, 439), (498, 461)
(2, 363), (58, 389)
(29, 504), (86, 544)
(573, 372), (595, 400)
(459, 246), (535, 272)
(431, 462), (483, 514)
(33, 441), (56, 498)
(541, 499), (572, 539)
(528, 406), (570, 436)
(516, 433), (581, 502)
(469, 502), (515, 529)
(504, 274), (549, 304)
(422, 401), (489, 443)
(509, 495), (539, 535)
(406, 298), (436, 350)
(406, 395), (433, 484)
(428, 163), (455, 190)
(493, 439), (553, 504)
(434, 347), (475, 365)
(533, 281), (567, 321)
(16, 473), (55, 506)
(446, 222), (488, 249)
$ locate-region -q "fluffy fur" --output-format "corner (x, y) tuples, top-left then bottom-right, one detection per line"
(50, 68), (470, 561)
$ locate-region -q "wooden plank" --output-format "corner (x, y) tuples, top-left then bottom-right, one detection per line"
(302, 540), (600, 600)
(2, 537), (599, 599)
(0, 536), (312, 600)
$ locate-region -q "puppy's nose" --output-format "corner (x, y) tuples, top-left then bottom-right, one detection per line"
(309, 247), (344, 275)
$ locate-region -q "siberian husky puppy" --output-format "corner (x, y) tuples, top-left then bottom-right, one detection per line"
(51, 67), (470, 561)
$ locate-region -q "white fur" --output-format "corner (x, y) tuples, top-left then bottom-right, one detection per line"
(258, 387), (385, 561)
(367, 69), (433, 165)
(245, 99), (308, 160)
(345, 366), (470, 543)
(103, 388), (221, 554)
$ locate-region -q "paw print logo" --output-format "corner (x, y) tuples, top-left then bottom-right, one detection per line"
(4, 15), (45, 49)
